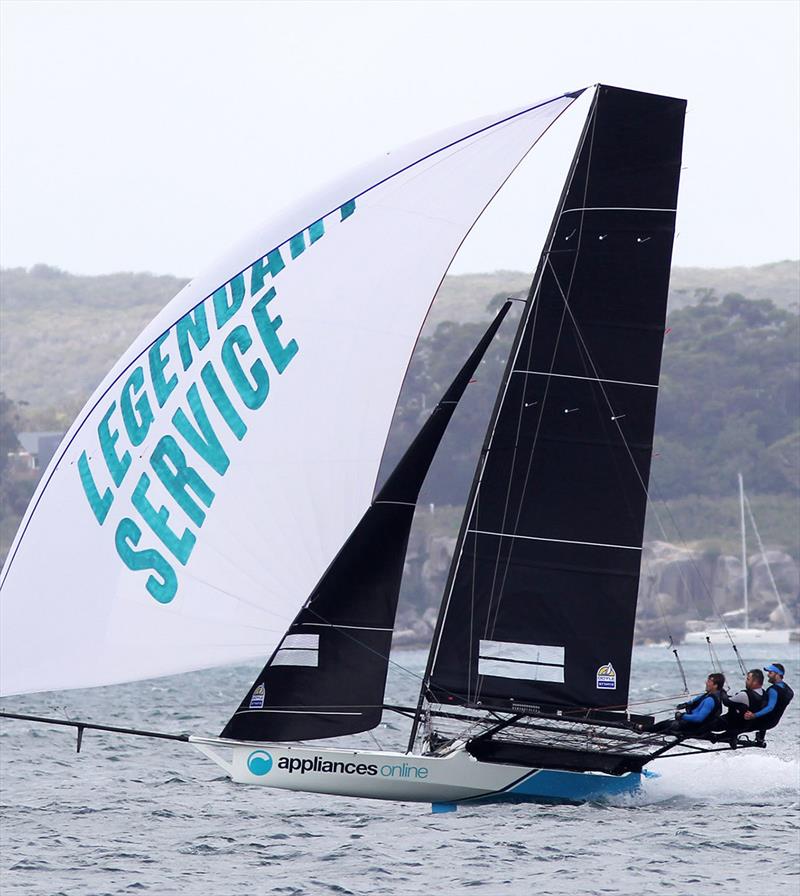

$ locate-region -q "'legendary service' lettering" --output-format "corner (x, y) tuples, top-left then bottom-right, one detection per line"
(78, 202), (356, 603)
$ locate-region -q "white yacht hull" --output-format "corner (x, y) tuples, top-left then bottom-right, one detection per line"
(683, 628), (799, 645)
(191, 738), (642, 807)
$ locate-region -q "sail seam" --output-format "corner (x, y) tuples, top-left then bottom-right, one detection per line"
(514, 370), (658, 389)
(231, 710), (363, 716)
(478, 656), (563, 668)
(469, 529), (641, 551)
(299, 623), (394, 632)
(561, 207), (677, 213)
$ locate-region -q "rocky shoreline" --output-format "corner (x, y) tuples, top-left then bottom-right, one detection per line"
(391, 535), (800, 649)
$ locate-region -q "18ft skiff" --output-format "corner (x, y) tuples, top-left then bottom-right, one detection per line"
(0, 84), (764, 809)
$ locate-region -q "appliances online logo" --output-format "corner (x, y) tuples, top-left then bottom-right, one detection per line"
(246, 750), (429, 780)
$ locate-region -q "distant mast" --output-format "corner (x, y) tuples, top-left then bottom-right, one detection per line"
(739, 471), (749, 629)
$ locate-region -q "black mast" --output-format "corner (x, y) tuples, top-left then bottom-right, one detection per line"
(407, 87), (601, 752)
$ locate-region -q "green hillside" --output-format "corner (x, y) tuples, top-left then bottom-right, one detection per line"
(0, 262), (798, 564)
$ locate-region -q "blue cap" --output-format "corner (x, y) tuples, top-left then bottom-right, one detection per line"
(764, 663), (785, 675)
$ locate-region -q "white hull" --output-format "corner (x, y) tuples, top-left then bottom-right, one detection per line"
(683, 628), (799, 645)
(191, 738), (641, 807)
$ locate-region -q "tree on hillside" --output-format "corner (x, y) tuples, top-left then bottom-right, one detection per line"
(0, 393), (21, 480)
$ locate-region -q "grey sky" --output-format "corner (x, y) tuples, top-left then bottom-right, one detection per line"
(1, 0), (798, 278)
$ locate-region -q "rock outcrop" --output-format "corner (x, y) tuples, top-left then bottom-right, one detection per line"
(395, 533), (800, 648)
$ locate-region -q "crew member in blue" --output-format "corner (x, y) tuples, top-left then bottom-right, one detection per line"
(650, 673), (725, 736)
(742, 662), (794, 743)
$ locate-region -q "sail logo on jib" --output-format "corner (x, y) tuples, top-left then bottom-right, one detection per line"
(596, 662), (616, 689)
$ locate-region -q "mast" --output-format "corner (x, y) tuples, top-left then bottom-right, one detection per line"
(744, 489), (791, 626)
(408, 88), (602, 751)
(739, 471), (749, 629)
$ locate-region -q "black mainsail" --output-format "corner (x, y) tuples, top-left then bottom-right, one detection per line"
(420, 85), (686, 720)
(221, 302), (512, 741)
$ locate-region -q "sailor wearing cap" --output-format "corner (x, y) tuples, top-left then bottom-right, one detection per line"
(743, 662), (794, 741)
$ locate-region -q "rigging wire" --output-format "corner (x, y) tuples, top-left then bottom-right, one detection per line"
(485, 105), (598, 646)
(706, 635), (723, 674)
(545, 261), (748, 677)
(645, 475), (748, 674)
(404, 91), (591, 751)
(467, 93), (600, 711)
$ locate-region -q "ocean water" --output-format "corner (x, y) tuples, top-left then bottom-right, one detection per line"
(1, 644), (798, 896)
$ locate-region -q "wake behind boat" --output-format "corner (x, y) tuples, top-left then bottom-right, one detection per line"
(0, 84), (776, 809)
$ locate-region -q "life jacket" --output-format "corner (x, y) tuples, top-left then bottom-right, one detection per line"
(727, 688), (767, 715)
(679, 690), (722, 732)
(758, 682), (794, 729)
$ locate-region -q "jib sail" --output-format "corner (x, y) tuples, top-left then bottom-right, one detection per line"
(222, 304), (511, 741)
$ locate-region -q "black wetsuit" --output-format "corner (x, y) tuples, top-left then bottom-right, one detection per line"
(748, 681), (794, 738)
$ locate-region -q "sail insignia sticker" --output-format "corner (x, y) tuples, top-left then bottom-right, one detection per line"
(249, 683), (266, 709)
(596, 663), (616, 690)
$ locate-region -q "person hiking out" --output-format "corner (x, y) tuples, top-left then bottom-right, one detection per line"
(711, 669), (766, 738)
(650, 673), (725, 736)
(743, 662), (794, 743)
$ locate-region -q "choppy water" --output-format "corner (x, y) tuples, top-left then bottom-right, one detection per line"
(2, 644), (798, 895)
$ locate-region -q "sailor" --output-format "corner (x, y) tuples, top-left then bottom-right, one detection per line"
(713, 669), (766, 734)
(742, 662), (794, 742)
(650, 673), (725, 736)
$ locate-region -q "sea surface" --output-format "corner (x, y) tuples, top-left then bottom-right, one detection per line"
(1, 643), (798, 896)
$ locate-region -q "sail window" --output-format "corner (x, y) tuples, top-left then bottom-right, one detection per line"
(271, 633), (320, 667)
(478, 640), (565, 683)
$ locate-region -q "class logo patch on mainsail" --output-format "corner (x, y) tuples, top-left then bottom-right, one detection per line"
(596, 663), (617, 690)
(249, 683), (266, 709)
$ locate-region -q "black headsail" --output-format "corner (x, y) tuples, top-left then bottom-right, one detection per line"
(221, 301), (512, 741)
(419, 86), (686, 724)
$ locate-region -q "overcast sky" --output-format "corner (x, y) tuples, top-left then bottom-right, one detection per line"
(1, 0), (798, 278)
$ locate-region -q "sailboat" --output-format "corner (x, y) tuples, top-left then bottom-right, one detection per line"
(0, 84), (762, 809)
(684, 473), (799, 646)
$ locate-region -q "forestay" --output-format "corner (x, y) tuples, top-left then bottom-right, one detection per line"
(0, 91), (579, 696)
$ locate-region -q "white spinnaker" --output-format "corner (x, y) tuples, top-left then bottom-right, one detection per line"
(0, 92), (580, 696)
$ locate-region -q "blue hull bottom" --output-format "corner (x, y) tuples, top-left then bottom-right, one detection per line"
(432, 768), (649, 812)
(504, 768), (643, 803)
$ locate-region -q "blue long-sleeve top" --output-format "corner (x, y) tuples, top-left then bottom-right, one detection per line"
(682, 693), (716, 723)
(751, 683), (782, 719)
